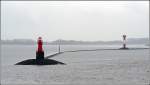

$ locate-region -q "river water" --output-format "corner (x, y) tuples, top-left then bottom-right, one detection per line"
(1, 44), (149, 85)
(1, 44), (148, 65)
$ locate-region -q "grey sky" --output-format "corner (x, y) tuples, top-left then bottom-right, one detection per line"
(1, 1), (149, 41)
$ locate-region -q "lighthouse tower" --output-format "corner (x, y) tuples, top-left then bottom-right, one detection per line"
(36, 37), (44, 64)
(121, 35), (128, 49)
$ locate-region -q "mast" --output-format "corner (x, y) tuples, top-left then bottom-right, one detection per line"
(58, 39), (61, 53)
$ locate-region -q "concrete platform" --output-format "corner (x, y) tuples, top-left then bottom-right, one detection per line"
(15, 59), (65, 65)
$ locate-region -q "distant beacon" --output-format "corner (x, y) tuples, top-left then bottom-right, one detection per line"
(121, 35), (128, 49)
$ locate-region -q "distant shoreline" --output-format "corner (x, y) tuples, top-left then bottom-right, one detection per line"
(1, 43), (149, 46)
(1, 37), (149, 45)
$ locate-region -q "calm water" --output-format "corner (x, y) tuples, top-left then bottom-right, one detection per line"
(1, 44), (148, 65)
(1, 44), (149, 85)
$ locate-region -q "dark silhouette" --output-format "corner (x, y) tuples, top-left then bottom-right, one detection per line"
(15, 59), (65, 65)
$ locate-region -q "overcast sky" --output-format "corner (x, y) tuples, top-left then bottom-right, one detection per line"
(1, 1), (149, 41)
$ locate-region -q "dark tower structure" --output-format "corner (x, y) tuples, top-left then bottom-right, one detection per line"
(36, 37), (44, 64)
(122, 35), (127, 49)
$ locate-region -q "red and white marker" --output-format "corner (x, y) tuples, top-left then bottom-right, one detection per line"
(122, 35), (127, 49)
